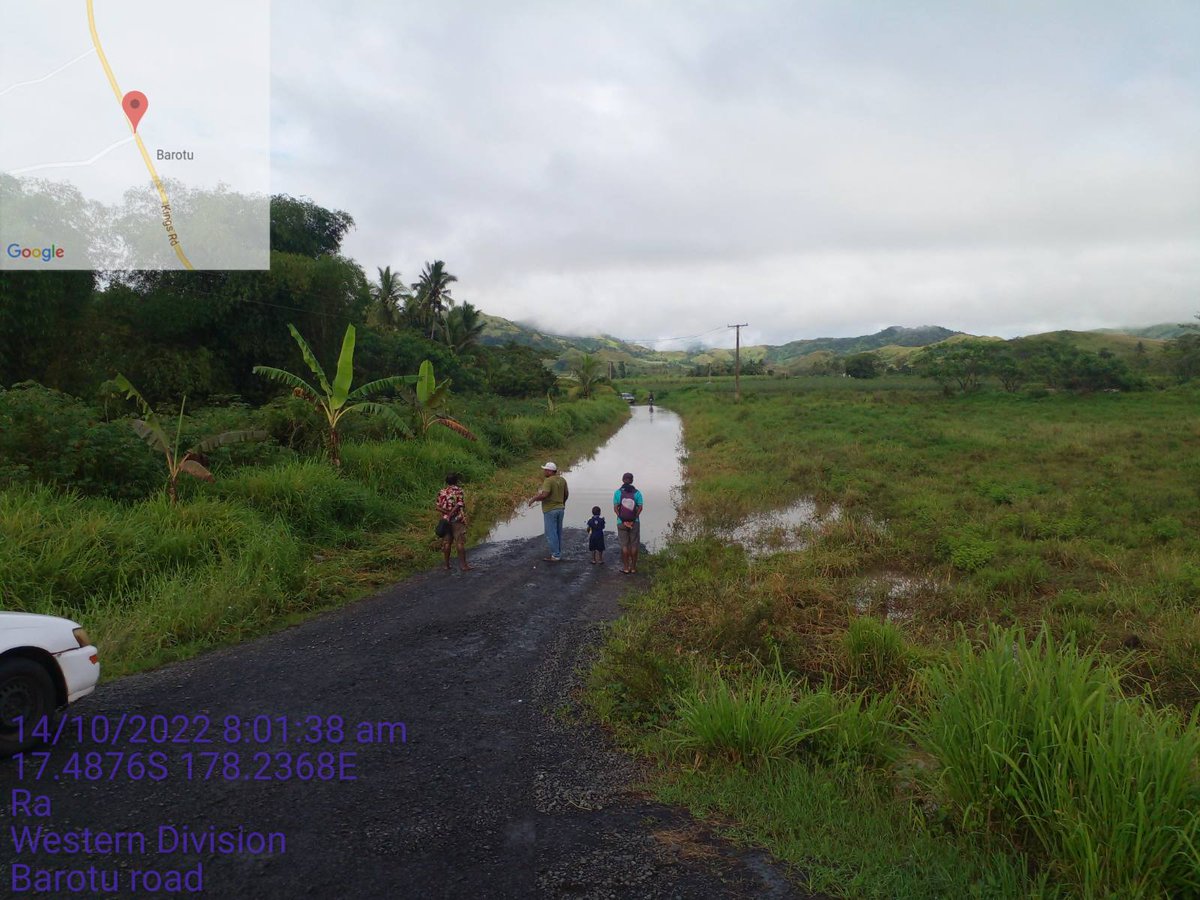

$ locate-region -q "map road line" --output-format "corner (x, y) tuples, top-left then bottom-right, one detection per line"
(0, 48), (96, 98)
(86, 0), (195, 270)
(9, 136), (135, 175)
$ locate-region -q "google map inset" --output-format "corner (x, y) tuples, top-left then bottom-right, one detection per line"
(0, 0), (270, 270)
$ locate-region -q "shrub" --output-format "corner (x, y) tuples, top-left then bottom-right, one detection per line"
(943, 533), (997, 572)
(0, 383), (162, 500)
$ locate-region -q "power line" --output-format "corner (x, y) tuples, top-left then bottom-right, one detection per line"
(620, 325), (729, 345)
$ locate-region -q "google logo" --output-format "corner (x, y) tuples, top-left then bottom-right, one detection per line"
(6, 243), (65, 262)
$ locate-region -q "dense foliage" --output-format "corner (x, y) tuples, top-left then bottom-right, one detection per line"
(911, 339), (1142, 393)
(0, 196), (555, 402)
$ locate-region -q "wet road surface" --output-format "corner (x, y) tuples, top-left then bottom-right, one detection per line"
(1, 535), (804, 899)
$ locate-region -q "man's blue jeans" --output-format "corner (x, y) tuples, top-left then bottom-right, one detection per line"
(543, 508), (565, 558)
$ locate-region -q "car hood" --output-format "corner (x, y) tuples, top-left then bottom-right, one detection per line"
(0, 611), (82, 631)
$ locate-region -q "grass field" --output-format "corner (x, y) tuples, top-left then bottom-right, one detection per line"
(591, 376), (1200, 897)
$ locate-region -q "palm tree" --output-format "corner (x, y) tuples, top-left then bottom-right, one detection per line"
(570, 353), (607, 399)
(442, 302), (486, 353)
(370, 266), (408, 329)
(412, 260), (457, 341)
(253, 323), (416, 467)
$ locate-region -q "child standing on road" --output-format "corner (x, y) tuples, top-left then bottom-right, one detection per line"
(586, 506), (606, 565)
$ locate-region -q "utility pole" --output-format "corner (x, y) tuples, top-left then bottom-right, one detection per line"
(728, 323), (748, 402)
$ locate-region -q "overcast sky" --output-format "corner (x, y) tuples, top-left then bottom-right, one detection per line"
(271, 1), (1200, 349)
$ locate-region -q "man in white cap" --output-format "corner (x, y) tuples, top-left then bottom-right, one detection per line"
(527, 461), (569, 561)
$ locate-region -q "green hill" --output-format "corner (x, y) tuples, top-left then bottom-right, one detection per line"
(763, 325), (964, 364)
(476, 314), (1176, 374)
(1092, 323), (1194, 341)
(1015, 330), (1168, 363)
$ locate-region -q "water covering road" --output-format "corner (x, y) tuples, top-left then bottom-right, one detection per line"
(487, 404), (684, 553)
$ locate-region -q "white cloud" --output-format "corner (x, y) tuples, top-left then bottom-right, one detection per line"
(270, 1), (1200, 345)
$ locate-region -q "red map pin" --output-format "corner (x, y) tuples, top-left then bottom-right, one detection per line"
(122, 91), (149, 132)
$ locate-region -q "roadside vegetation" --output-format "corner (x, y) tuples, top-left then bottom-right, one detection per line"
(0, 195), (627, 675)
(591, 375), (1200, 897)
(0, 390), (624, 676)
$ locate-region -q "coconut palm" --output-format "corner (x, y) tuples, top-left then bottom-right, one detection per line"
(253, 323), (416, 467)
(442, 302), (486, 353)
(569, 353), (607, 399)
(370, 266), (408, 329)
(412, 260), (457, 341)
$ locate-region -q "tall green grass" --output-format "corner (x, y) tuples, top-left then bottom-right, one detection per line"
(0, 484), (299, 609)
(918, 628), (1200, 897)
(0, 483), (306, 667)
(211, 461), (399, 542)
(664, 665), (833, 765)
(843, 617), (910, 687)
(663, 661), (900, 769)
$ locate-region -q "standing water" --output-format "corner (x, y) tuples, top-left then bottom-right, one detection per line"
(486, 405), (684, 552)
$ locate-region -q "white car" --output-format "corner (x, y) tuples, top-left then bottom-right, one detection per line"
(0, 612), (99, 755)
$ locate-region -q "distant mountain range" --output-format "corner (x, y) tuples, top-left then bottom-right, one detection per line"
(478, 313), (1180, 374)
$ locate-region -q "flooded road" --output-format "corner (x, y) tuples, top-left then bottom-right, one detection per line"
(487, 405), (684, 552)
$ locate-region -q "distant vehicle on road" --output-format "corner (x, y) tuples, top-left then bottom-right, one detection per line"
(0, 612), (99, 755)
(620, 392), (636, 403)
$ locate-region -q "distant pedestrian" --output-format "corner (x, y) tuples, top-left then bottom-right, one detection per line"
(436, 473), (472, 572)
(586, 506), (606, 565)
(527, 461), (569, 561)
(613, 472), (644, 574)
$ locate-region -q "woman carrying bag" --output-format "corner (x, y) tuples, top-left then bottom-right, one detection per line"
(436, 472), (473, 572)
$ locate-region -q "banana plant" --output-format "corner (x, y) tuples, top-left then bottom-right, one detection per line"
(253, 323), (415, 467)
(414, 360), (476, 440)
(113, 375), (267, 504)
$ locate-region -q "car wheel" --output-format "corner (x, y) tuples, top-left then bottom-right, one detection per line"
(0, 657), (56, 756)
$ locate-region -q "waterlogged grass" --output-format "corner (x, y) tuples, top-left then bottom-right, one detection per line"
(0, 395), (627, 675)
(654, 379), (1200, 703)
(590, 378), (1200, 896)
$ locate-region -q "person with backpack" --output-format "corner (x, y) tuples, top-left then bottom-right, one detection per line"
(613, 472), (644, 574)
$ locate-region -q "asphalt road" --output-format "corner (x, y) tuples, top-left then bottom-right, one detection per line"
(1, 533), (803, 899)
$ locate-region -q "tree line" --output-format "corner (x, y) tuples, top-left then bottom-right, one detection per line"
(0, 196), (557, 404)
(685, 331), (1200, 394)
